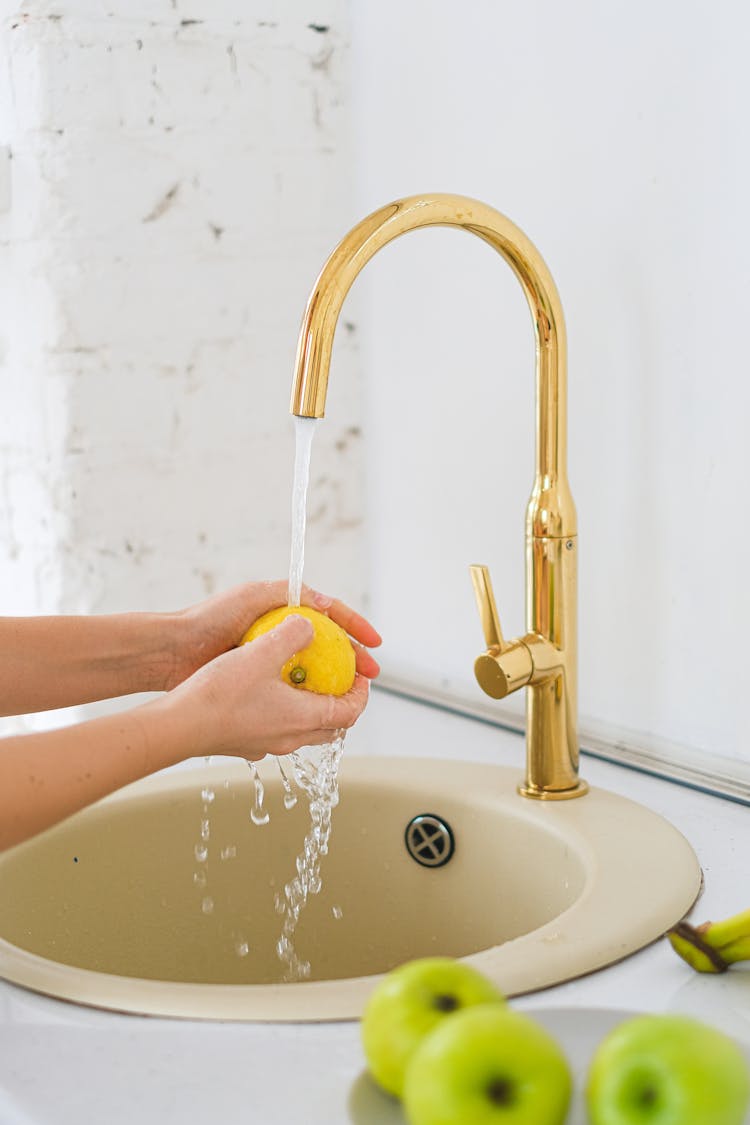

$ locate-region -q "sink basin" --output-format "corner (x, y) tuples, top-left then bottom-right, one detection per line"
(0, 755), (701, 1021)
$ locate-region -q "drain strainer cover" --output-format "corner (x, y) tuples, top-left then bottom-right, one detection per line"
(404, 814), (455, 868)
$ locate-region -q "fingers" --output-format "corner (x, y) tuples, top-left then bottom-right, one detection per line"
(297, 586), (382, 649)
(250, 582), (382, 652)
(245, 619), (371, 723)
(324, 598), (383, 649)
(280, 672), (369, 729)
(353, 639), (380, 680)
(254, 614), (314, 665)
(266, 675), (370, 756)
(318, 673), (371, 728)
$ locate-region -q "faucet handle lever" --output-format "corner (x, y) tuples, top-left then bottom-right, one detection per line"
(470, 563), (533, 701)
(470, 564), (505, 651)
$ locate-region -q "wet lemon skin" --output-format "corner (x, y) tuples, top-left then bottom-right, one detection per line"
(241, 605), (356, 696)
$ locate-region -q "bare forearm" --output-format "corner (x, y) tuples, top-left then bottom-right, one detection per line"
(0, 695), (192, 851)
(0, 608), (376, 852)
(0, 614), (182, 716)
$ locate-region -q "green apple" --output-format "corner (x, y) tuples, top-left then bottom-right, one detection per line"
(361, 957), (505, 1098)
(586, 1013), (750, 1125)
(402, 1004), (572, 1125)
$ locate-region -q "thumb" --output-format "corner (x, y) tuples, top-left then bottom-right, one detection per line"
(255, 614), (314, 666)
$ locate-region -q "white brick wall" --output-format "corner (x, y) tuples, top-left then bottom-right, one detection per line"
(0, 1), (366, 632)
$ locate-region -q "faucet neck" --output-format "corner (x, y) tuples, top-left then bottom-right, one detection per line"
(291, 193), (575, 536)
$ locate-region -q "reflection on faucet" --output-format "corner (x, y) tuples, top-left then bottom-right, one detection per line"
(289, 194), (586, 800)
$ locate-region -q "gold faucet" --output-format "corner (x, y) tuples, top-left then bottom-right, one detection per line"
(290, 194), (587, 800)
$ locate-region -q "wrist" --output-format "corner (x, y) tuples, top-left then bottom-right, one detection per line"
(144, 612), (190, 693)
(138, 689), (201, 768)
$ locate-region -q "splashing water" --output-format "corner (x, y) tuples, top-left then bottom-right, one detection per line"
(288, 416), (318, 607)
(274, 732), (346, 981)
(239, 416), (346, 976)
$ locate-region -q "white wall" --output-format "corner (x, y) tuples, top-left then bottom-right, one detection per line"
(350, 1), (747, 762)
(0, 0), (366, 633)
(1, 1), (746, 765)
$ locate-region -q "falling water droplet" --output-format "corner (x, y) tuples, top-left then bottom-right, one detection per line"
(194, 844), (208, 863)
(220, 845), (237, 861)
(235, 940), (250, 958)
(247, 761), (270, 826)
(277, 758), (298, 810)
(201, 788), (215, 804)
(332, 905), (343, 920)
(193, 869), (207, 887)
(201, 896), (214, 915)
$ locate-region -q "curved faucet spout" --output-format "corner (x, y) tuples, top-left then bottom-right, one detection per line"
(290, 194), (586, 799)
(291, 194), (575, 538)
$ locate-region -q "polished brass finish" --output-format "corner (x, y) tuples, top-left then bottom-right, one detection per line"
(470, 563), (505, 651)
(474, 643), (534, 701)
(471, 564), (533, 699)
(521, 535), (586, 798)
(290, 194), (586, 799)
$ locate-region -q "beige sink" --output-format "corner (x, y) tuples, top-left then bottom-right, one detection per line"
(0, 755), (701, 1021)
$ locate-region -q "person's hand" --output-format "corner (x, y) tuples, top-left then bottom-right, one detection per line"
(163, 579), (381, 691)
(161, 614), (371, 761)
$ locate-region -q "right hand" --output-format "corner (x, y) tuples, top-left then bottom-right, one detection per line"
(163, 614), (371, 761)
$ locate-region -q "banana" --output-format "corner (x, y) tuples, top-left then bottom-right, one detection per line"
(667, 907), (750, 973)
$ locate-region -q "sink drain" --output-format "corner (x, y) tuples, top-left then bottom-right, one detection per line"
(404, 814), (455, 868)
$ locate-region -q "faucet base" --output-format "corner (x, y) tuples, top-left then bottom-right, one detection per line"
(518, 779), (589, 801)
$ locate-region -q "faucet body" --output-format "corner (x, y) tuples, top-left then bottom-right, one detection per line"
(290, 194), (586, 799)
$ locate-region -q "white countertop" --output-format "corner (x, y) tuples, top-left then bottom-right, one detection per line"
(0, 688), (748, 1123)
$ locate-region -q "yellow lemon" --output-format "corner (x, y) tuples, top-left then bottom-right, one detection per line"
(241, 605), (356, 696)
